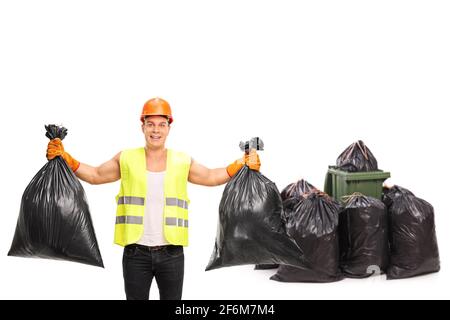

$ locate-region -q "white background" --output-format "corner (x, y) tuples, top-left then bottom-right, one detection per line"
(0, 0), (449, 300)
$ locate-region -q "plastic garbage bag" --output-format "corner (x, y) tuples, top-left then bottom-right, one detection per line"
(339, 193), (389, 278)
(255, 179), (318, 270)
(8, 125), (104, 268)
(281, 179), (317, 200)
(254, 263), (279, 270)
(336, 140), (378, 172)
(271, 191), (342, 282)
(205, 165), (305, 271)
(382, 185), (439, 279)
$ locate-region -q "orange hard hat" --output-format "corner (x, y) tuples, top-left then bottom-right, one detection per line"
(140, 97), (173, 124)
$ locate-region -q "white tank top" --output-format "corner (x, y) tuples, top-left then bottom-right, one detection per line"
(137, 171), (169, 246)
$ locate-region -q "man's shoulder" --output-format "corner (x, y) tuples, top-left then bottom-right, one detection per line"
(122, 147), (144, 153)
(123, 146), (145, 151)
(119, 147), (145, 160)
(169, 149), (191, 164)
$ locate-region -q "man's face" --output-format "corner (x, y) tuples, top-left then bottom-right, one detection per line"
(141, 115), (170, 148)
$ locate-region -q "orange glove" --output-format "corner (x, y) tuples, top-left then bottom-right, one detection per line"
(46, 138), (80, 172)
(226, 149), (261, 177)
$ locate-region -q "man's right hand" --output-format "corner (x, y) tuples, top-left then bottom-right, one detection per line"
(47, 138), (80, 172)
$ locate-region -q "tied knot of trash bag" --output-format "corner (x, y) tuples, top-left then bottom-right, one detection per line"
(342, 140), (370, 162)
(45, 124), (68, 140)
(302, 189), (333, 202)
(341, 192), (366, 203)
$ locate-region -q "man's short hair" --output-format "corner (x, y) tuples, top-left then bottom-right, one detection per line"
(144, 115), (170, 124)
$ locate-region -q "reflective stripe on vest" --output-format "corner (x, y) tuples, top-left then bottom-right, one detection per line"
(116, 198), (188, 226)
(116, 216), (143, 225)
(117, 196), (145, 206)
(166, 197), (189, 209)
(165, 217), (189, 228)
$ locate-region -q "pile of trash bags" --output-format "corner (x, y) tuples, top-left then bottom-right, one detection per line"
(206, 139), (440, 282)
(8, 125), (104, 268)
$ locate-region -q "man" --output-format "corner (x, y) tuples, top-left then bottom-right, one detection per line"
(46, 97), (260, 300)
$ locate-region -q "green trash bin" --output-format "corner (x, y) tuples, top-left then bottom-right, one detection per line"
(324, 166), (390, 202)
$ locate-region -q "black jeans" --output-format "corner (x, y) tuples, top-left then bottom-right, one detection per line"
(122, 244), (184, 300)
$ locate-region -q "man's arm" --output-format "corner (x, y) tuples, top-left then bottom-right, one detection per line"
(188, 150), (261, 187)
(188, 159), (231, 187)
(47, 138), (121, 185)
(75, 152), (121, 185)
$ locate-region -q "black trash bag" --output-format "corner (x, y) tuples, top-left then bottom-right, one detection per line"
(280, 179), (317, 200)
(271, 192), (343, 282)
(382, 185), (440, 279)
(254, 264), (279, 270)
(8, 125), (104, 268)
(336, 140), (378, 172)
(205, 165), (306, 271)
(339, 193), (389, 278)
(255, 179), (318, 270)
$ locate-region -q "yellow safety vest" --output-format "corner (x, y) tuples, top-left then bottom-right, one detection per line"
(114, 147), (191, 247)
